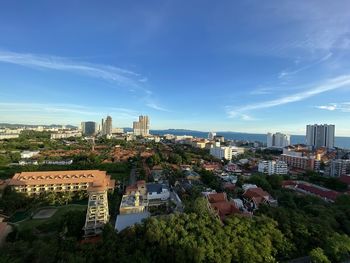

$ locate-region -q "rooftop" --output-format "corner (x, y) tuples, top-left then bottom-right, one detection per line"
(8, 170), (115, 192)
(115, 212), (150, 232)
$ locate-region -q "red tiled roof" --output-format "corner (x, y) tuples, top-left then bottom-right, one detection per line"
(211, 202), (240, 220)
(208, 193), (226, 203)
(243, 187), (272, 206)
(297, 184), (339, 201)
(223, 182), (236, 190)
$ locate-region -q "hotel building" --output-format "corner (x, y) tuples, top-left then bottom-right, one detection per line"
(8, 170), (115, 237)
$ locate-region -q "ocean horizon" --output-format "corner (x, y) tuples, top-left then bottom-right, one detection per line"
(151, 130), (350, 149)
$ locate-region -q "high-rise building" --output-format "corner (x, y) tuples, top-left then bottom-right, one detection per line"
(105, 116), (113, 136)
(133, 115), (150, 136)
(81, 121), (97, 136)
(101, 116), (113, 136)
(208, 132), (216, 140)
(267, 132), (290, 148)
(306, 124), (335, 148)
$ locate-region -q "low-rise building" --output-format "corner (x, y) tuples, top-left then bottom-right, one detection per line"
(20, 150), (40, 159)
(0, 133), (19, 140)
(282, 180), (340, 202)
(8, 170), (115, 195)
(8, 170), (114, 237)
(206, 192), (241, 221)
(242, 185), (277, 210)
(146, 183), (170, 202)
(50, 130), (82, 139)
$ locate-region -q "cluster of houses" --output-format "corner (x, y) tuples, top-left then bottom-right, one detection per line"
(115, 180), (176, 232)
(204, 183), (277, 221)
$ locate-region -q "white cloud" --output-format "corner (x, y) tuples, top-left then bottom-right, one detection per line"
(146, 102), (170, 112)
(278, 52), (333, 79)
(228, 75), (350, 118)
(316, 102), (350, 112)
(0, 50), (144, 90)
(0, 50), (170, 112)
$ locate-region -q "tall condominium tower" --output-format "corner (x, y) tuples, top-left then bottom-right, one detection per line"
(133, 115), (150, 136)
(81, 121), (97, 136)
(104, 116), (113, 136)
(101, 116), (112, 136)
(306, 124), (335, 148)
(267, 132), (290, 148)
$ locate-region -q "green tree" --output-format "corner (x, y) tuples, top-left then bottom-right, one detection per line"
(309, 248), (331, 263)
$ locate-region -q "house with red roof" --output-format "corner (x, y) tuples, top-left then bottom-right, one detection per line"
(206, 192), (242, 221)
(242, 187), (277, 211)
(282, 180), (340, 202)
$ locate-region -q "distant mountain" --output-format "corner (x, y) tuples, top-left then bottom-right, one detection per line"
(0, 123), (77, 129)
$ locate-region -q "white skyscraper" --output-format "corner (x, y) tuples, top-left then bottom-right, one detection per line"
(208, 132), (216, 140)
(306, 124), (335, 148)
(267, 132), (290, 148)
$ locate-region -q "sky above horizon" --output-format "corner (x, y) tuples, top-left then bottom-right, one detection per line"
(1, 1), (350, 135)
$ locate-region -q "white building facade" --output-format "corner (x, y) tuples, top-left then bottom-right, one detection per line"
(267, 132), (290, 148)
(258, 160), (288, 175)
(210, 146), (232, 160)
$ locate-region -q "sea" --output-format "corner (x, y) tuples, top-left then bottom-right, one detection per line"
(150, 130), (350, 150)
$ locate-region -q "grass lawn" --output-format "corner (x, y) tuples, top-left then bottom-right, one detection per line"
(17, 204), (87, 231)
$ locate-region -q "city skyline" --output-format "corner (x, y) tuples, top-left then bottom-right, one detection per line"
(1, 1), (350, 135)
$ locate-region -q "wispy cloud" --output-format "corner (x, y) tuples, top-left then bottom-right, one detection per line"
(228, 75), (350, 119)
(0, 102), (139, 123)
(316, 102), (350, 112)
(279, 52), (333, 79)
(0, 50), (147, 90)
(0, 50), (171, 112)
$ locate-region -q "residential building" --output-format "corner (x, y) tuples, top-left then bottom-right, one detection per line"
(267, 132), (290, 148)
(258, 160), (288, 175)
(282, 180), (339, 202)
(50, 130), (82, 139)
(206, 192), (241, 221)
(327, 159), (350, 177)
(20, 150), (40, 159)
(214, 135), (224, 142)
(101, 116), (113, 137)
(81, 121), (97, 136)
(231, 146), (245, 156)
(279, 154), (319, 171)
(306, 124), (335, 148)
(210, 146), (232, 160)
(133, 115), (150, 136)
(7, 170), (115, 237)
(0, 133), (19, 140)
(8, 170), (115, 195)
(146, 183), (170, 202)
(208, 132), (216, 140)
(242, 186), (277, 210)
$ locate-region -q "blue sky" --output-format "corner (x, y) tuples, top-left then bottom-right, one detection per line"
(1, 1), (350, 135)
